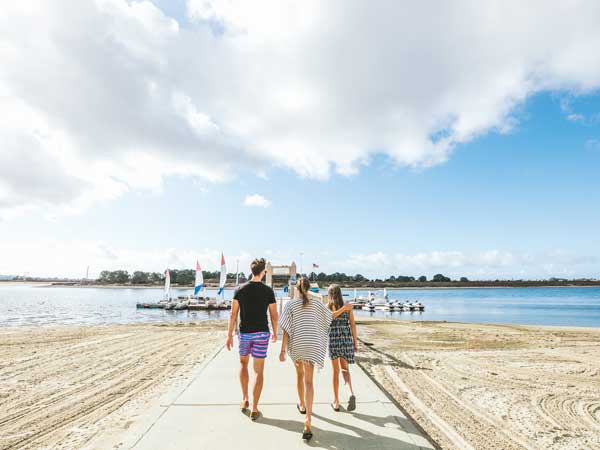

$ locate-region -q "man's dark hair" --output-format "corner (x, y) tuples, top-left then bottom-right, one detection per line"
(250, 258), (266, 276)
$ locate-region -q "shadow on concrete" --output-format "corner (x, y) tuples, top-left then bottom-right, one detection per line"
(345, 410), (414, 431)
(257, 412), (422, 449)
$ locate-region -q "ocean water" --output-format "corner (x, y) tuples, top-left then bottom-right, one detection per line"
(1, 285), (599, 328)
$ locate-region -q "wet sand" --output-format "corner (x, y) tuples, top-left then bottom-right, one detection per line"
(357, 320), (600, 450)
(0, 321), (226, 450)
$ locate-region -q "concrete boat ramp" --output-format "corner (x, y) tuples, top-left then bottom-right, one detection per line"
(110, 343), (435, 450)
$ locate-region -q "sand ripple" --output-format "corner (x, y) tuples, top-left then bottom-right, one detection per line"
(0, 322), (225, 450)
(358, 320), (600, 450)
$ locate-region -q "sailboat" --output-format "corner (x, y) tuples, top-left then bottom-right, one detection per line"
(137, 269), (172, 309)
(163, 269), (178, 309)
(164, 269), (170, 298)
(194, 261), (204, 296)
(177, 260), (206, 302)
(217, 253), (227, 302)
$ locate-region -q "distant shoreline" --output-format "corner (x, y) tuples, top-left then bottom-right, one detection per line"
(2, 280), (600, 290)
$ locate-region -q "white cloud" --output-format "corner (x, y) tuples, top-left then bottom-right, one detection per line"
(2, 0), (600, 217)
(0, 238), (253, 278)
(567, 113), (585, 122)
(585, 139), (600, 151)
(344, 250), (598, 280)
(243, 194), (271, 208)
(1, 240), (596, 280)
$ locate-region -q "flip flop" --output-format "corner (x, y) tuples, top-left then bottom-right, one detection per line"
(331, 402), (340, 412)
(240, 400), (249, 411)
(347, 395), (356, 411)
(302, 427), (313, 441)
(250, 411), (261, 421)
(296, 403), (306, 414)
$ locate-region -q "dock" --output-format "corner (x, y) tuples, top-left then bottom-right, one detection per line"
(109, 342), (435, 450)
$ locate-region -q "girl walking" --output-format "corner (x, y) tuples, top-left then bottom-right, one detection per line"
(279, 277), (351, 440)
(328, 284), (358, 412)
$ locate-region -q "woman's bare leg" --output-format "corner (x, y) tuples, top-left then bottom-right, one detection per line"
(331, 358), (341, 408)
(303, 361), (315, 428)
(340, 358), (354, 396)
(294, 361), (306, 411)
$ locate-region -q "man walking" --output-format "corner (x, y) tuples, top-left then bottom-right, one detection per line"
(226, 258), (278, 420)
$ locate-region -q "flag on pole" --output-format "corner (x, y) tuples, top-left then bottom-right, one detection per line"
(194, 260), (204, 295)
(312, 263), (319, 269)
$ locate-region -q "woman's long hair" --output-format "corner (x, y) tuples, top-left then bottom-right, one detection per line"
(327, 284), (344, 311)
(297, 277), (311, 307)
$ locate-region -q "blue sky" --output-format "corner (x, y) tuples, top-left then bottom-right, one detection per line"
(3, 92), (599, 279)
(1, 1), (600, 279)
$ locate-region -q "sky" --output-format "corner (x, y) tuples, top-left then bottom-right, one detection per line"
(1, 0), (600, 280)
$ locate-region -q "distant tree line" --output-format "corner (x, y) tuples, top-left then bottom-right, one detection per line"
(97, 269), (249, 285)
(308, 272), (460, 283)
(87, 270), (599, 287)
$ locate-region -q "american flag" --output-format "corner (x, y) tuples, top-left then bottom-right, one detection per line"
(312, 263), (319, 269)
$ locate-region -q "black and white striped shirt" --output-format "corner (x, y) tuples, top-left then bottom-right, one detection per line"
(280, 297), (333, 369)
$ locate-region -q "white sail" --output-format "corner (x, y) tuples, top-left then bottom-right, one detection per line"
(217, 253), (227, 301)
(194, 260), (204, 295)
(164, 269), (170, 298)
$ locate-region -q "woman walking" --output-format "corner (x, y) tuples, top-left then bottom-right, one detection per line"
(327, 284), (358, 412)
(279, 277), (351, 440)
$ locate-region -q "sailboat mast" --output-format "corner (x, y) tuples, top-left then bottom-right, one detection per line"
(235, 259), (239, 287)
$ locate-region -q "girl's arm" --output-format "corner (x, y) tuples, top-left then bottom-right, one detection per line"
(349, 309), (358, 351)
(279, 331), (289, 361)
(332, 302), (352, 319)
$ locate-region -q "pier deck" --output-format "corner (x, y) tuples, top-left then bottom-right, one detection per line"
(112, 341), (434, 450)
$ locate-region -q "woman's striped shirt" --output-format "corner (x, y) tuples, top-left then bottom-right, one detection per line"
(279, 297), (333, 369)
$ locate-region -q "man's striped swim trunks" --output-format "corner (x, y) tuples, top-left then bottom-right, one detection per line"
(238, 331), (270, 359)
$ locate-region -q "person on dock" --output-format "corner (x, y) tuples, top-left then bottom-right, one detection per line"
(327, 284), (358, 412)
(226, 257), (278, 421)
(278, 277), (352, 441)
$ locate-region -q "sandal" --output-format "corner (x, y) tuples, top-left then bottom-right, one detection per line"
(331, 402), (340, 412)
(347, 395), (356, 411)
(302, 427), (313, 441)
(296, 403), (306, 414)
(250, 410), (261, 421)
(240, 400), (249, 411)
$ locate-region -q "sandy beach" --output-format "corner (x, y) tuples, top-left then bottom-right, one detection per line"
(0, 321), (226, 450)
(1, 319), (599, 450)
(357, 320), (600, 450)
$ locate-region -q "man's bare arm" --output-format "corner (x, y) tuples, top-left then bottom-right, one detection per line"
(226, 299), (240, 350)
(268, 303), (278, 342)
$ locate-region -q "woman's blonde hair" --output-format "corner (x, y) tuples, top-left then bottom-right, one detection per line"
(327, 284), (344, 311)
(297, 277), (311, 307)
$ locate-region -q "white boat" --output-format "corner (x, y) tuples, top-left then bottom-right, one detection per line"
(409, 301), (425, 311)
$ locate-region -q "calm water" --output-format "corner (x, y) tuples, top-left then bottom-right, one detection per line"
(1, 285), (600, 328)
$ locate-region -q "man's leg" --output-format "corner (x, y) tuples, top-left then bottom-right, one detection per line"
(239, 355), (250, 406)
(251, 357), (266, 413)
